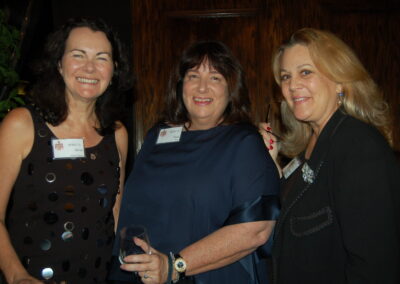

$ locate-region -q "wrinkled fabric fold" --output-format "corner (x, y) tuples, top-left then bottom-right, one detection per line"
(224, 195), (280, 226)
(223, 195), (280, 283)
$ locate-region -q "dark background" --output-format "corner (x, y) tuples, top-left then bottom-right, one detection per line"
(1, 0), (133, 84)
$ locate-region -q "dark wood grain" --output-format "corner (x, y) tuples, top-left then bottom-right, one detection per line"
(131, 0), (400, 152)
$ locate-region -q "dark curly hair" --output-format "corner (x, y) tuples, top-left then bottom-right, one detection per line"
(162, 40), (251, 126)
(30, 17), (132, 135)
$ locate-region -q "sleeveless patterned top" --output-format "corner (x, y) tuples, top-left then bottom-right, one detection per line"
(6, 107), (120, 283)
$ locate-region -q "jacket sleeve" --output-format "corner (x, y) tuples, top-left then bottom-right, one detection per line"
(333, 129), (399, 283)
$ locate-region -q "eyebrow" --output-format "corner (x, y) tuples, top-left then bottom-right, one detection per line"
(187, 69), (221, 75)
(280, 63), (313, 72)
(69, 49), (112, 56)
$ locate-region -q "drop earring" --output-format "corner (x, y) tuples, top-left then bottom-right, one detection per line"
(338, 92), (344, 105)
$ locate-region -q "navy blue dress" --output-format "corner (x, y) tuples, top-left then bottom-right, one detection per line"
(111, 123), (279, 283)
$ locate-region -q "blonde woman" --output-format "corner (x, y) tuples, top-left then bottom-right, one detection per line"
(260, 28), (399, 284)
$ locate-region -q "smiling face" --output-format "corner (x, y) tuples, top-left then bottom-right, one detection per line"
(58, 27), (114, 103)
(182, 61), (229, 130)
(279, 44), (341, 132)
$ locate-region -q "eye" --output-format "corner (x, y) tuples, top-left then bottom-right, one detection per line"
(72, 53), (84, 59)
(186, 73), (199, 80)
(97, 56), (109, 61)
(280, 74), (290, 81)
(300, 69), (312, 76)
(210, 75), (221, 82)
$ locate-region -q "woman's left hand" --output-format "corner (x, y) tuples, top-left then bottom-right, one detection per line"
(120, 237), (169, 284)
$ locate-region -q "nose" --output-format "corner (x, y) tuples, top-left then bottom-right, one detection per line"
(83, 60), (95, 73)
(288, 75), (300, 92)
(197, 77), (208, 93)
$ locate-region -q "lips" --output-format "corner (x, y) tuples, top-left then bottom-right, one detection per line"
(76, 77), (99, 84)
(292, 97), (309, 103)
(193, 97), (213, 105)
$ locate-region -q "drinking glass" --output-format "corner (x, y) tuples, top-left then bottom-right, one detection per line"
(119, 225), (150, 266)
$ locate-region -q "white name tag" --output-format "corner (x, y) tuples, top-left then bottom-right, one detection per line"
(52, 138), (86, 159)
(156, 127), (183, 144)
(282, 157), (302, 179)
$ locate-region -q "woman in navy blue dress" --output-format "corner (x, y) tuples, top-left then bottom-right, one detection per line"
(111, 41), (280, 284)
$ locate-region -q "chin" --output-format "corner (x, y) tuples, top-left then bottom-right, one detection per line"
(294, 112), (307, 120)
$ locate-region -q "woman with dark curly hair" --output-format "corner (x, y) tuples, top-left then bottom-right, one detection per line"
(110, 40), (280, 284)
(0, 17), (131, 283)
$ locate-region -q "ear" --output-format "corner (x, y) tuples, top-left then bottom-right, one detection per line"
(58, 61), (63, 75)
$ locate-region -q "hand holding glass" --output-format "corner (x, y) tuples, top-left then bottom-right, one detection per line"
(119, 225), (150, 266)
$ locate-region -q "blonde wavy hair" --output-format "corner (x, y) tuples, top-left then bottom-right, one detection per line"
(272, 28), (392, 157)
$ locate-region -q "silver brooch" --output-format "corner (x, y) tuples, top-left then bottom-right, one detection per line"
(301, 162), (315, 184)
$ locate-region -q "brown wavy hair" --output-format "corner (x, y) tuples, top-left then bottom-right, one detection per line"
(30, 17), (132, 135)
(161, 40), (251, 127)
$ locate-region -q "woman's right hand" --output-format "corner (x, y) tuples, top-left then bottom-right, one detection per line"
(12, 274), (43, 284)
(259, 122), (279, 159)
(259, 122), (282, 177)
(120, 237), (169, 284)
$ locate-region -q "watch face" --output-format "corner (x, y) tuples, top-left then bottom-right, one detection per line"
(174, 258), (187, 273)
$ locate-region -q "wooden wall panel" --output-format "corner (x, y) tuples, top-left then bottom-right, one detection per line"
(131, 0), (400, 152)
(317, 2), (400, 150)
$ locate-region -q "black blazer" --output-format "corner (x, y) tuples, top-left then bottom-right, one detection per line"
(273, 110), (400, 284)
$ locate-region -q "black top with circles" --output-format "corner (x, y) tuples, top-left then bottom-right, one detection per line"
(6, 106), (120, 283)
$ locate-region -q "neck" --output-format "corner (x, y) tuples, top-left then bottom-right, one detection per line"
(187, 117), (223, 131)
(66, 98), (97, 126)
(309, 108), (338, 137)
(305, 109), (338, 159)
(305, 132), (318, 159)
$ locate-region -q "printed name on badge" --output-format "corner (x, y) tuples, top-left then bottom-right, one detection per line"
(52, 138), (86, 159)
(282, 157), (302, 179)
(156, 127), (183, 144)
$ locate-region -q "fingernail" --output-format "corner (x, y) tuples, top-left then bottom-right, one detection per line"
(269, 139), (274, 144)
(267, 127), (272, 131)
(269, 146), (273, 150)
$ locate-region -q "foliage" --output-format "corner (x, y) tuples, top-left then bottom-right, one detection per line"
(0, 8), (24, 119)
(0, 88), (25, 119)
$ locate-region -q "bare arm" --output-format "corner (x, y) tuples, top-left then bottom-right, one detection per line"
(181, 220), (275, 275)
(0, 108), (42, 283)
(112, 122), (128, 229)
(121, 220), (275, 283)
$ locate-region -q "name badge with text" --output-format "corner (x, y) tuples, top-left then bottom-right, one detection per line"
(52, 138), (86, 159)
(282, 157), (302, 179)
(156, 127), (183, 144)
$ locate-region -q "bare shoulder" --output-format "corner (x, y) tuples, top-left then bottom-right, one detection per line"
(0, 108), (34, 158)
(0, 108), (33, 134)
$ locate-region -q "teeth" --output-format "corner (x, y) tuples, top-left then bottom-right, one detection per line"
(194, 97), (212, 102)
(293, 97), (306, 102)
(77, 77), (98, 84)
